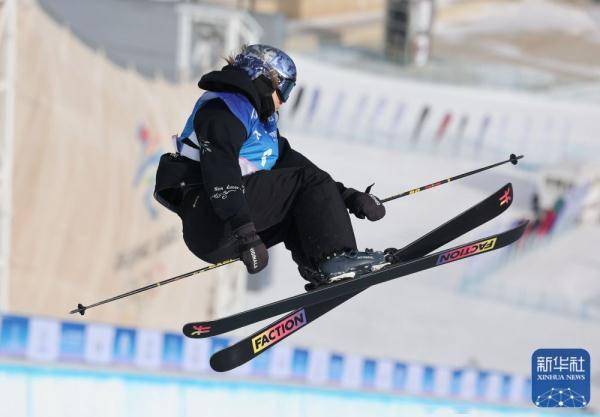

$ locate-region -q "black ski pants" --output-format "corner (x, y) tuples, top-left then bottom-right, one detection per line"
(179, 165), (357, 269)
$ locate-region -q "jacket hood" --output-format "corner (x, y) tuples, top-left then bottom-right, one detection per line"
(198, 66), (262, 113)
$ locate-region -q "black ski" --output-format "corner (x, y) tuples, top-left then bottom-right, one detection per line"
(209, 220), (526, 371)
(184, 183), (515, 340)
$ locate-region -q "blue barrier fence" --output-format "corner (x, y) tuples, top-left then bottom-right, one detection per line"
(0, 313), (532, 406)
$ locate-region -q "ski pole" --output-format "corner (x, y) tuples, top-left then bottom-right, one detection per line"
(374, 153), (523, 203)
(69, 258), (237, 315)
(71, 153), (522, 315)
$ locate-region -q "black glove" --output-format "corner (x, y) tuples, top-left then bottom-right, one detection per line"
(233, 223), (269, 274)
(343, 187), (386, 221)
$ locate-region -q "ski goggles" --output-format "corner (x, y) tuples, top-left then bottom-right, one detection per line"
(276, 77), (296, 103)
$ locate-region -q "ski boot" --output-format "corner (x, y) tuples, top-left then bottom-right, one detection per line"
(299, 248), (394, 291)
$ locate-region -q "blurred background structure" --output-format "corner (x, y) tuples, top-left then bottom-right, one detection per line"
(0, 0), (599, 415)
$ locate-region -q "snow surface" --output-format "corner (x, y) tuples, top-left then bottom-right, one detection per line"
(435, 0), (600, 40)
(432, 0), (600, 85)
(237, 132), (599, 399)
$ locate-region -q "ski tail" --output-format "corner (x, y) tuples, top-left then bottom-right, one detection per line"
(209, 221), (527, 372)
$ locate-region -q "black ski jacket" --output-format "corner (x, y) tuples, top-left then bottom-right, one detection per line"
(154, 67), (351, 229)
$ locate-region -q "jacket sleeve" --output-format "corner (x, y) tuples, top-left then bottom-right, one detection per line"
(274, 134), (352, 199)
(193, 99), (252, 229)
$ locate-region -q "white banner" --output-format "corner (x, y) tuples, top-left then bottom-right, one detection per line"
(269, 345), (293, 379)
(134, 329), (163, 370)
(340, 354), (363, 389)
(306, 349), (330, 384)
(26, 317), (59, 362)
(84, 324), (115, 365)
(182, 337), (210, 373)
(406, 364), (425, 394)
(374, 359), (394, 391)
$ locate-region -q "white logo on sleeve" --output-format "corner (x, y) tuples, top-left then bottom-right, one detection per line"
(250, 247), (258, 269)
(261, 149), (273, 167)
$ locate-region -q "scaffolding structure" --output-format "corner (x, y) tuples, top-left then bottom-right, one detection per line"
(385, 0), (434, 66)
(176, 3), (262, 82)
(0, 0), (16, 312)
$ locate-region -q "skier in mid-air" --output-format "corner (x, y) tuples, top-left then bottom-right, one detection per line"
(154, 44), (387, 289)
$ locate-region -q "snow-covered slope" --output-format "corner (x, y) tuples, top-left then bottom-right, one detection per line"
(436, 0), (600, 39)
(466, 224), (600, 318)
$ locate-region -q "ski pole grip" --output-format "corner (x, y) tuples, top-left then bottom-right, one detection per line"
(509, 153), (523, 165)
(69, 303), (86, 315)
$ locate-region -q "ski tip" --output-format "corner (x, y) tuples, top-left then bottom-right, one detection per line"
(496, 183), (513, 209)
(209, 356), (228, 372)
(514, 220), (530, 238)
(209, 353), (238, 373)
(182, 322), (214, 338)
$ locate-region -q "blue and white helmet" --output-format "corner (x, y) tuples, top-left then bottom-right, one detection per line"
(233, 44), (297, 102)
